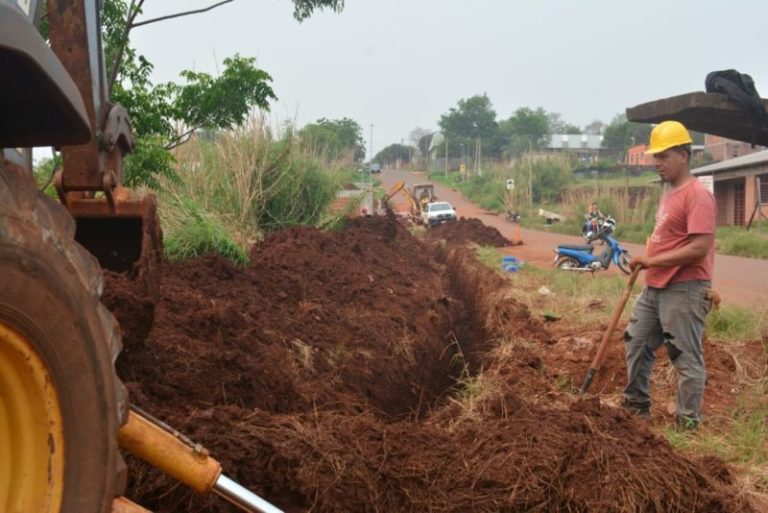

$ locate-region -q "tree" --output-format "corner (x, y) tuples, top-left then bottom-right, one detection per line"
(100, 0), (345, 187)
(602, 114), (653, 154)
(373, 144), (411, 167)
(105, 0), (345, 92)
(409, 127), (432, 147)
(407, 127), (434, 161)
(439, 94), (501, 157)
(417, 133), (433, 159)
(584, 120), (605, 135)
(547, 112), (580, 134)
(292, 0), (345, 20)
(499, 107), (552, 157)
(561, 123), (581, 134)
(299, 118), (366, 161)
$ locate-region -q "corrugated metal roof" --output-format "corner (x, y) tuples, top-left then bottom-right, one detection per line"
(546, 134), (603, 150)
(691, 149), (768, 175)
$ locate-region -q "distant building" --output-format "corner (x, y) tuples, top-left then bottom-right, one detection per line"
(545, 134), (604, 162)
(692, 150), (768, 226)
(627, 145), (655, 167)
(704, 134), (764, 162)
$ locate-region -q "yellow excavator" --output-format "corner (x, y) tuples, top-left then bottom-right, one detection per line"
(381, 180), (437, 223)
(0, 2), (280, 512)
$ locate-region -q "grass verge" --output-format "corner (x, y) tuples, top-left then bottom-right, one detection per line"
(473, 246), (633, 324)
(707, 305), (768, 343)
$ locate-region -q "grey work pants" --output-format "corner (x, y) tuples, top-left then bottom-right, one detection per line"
(623, 280), (711, 425)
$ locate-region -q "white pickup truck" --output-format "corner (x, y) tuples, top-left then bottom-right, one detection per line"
(422, 201), (457, 227)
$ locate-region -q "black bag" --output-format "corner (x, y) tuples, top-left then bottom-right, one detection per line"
(705, 69), (768, 147)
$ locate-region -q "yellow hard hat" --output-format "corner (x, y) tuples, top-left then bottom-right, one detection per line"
(645, 121), (693, 154)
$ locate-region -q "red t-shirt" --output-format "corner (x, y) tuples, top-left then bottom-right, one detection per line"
(645, 178), (716, 288)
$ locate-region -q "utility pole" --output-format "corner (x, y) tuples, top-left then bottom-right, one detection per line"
(370, 124), (374, 162)
(528, 140), (533, 216)
(474, 137), (480, 177)
(624, 166), (629, 223)
(445, 139), (448, 179)
(477, 138), (482, 176)
(369, 123), (374, 185)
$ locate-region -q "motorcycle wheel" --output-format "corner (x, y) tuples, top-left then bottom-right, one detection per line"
(555, 256), (581, 271)
(617, 251), (632, 275)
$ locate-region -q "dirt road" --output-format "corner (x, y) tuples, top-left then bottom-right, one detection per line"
(381, 168), (768, 306)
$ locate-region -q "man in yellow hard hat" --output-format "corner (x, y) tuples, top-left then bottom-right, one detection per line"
(624, 121), (716, 429)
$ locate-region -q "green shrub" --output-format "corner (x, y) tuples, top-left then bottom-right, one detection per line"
(158, 120), (353, 264)
(163, 196), (250, 265)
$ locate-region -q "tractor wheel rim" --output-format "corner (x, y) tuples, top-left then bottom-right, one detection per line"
(0, 321), (64, 513)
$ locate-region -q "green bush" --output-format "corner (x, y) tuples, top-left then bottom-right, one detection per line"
(527, 158), (573, 203)
(163, 196), (250, 265)
(159, 121), (353, 264)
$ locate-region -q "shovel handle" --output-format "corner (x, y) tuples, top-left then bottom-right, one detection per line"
(580, 266), (641, 394)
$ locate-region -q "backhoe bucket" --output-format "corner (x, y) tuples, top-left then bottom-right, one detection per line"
(68, 190), (163, 296)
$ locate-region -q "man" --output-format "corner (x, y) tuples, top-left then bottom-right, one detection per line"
(584, 202), (604, 238)
(624, 120), (716, 429)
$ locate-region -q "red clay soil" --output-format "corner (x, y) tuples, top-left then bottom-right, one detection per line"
(116, 217), (464, 418)
(539, 316), (768, 421)
(108, 217), (753, 513)
(427, 217), (517, 247)
(102, 270), (155, 350)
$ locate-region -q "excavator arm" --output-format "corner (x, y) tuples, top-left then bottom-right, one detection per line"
(382, 180), (406, 203)
(45, 0), (162, 289)
(382, 179), (421, 218)
(0, 2), (282, 512)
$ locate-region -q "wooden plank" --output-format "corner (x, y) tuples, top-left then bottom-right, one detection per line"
(626, 92), (768, 147)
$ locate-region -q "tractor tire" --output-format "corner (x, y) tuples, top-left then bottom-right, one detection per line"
(0, 160), (127, 513)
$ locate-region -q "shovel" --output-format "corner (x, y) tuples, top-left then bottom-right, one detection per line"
(579, 266), (641, 394)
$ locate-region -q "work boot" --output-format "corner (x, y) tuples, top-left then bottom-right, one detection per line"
(622, 398), (651, 420)
(675, 416), (700, 432)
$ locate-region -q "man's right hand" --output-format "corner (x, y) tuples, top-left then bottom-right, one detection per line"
(630, 256), (654, 270)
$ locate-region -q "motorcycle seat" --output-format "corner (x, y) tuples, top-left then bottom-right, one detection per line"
(558, 244), (595, 252)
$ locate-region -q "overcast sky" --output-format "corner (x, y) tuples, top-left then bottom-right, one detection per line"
(131, 0), (768, 154)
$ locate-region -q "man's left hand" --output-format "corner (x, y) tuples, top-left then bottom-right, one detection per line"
(630, 255), (655, 270)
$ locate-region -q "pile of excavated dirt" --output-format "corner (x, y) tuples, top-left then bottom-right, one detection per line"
(117, 217), (467, 419)
(426, 217), (517, 247)
(109, 217), (753, 513)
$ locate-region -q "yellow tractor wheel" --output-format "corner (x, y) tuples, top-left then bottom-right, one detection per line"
(0, 161), (127, 513)
(0, 322), (64, 513)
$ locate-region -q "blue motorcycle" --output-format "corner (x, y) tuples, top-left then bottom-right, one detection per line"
(553, 216), (632, 275)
